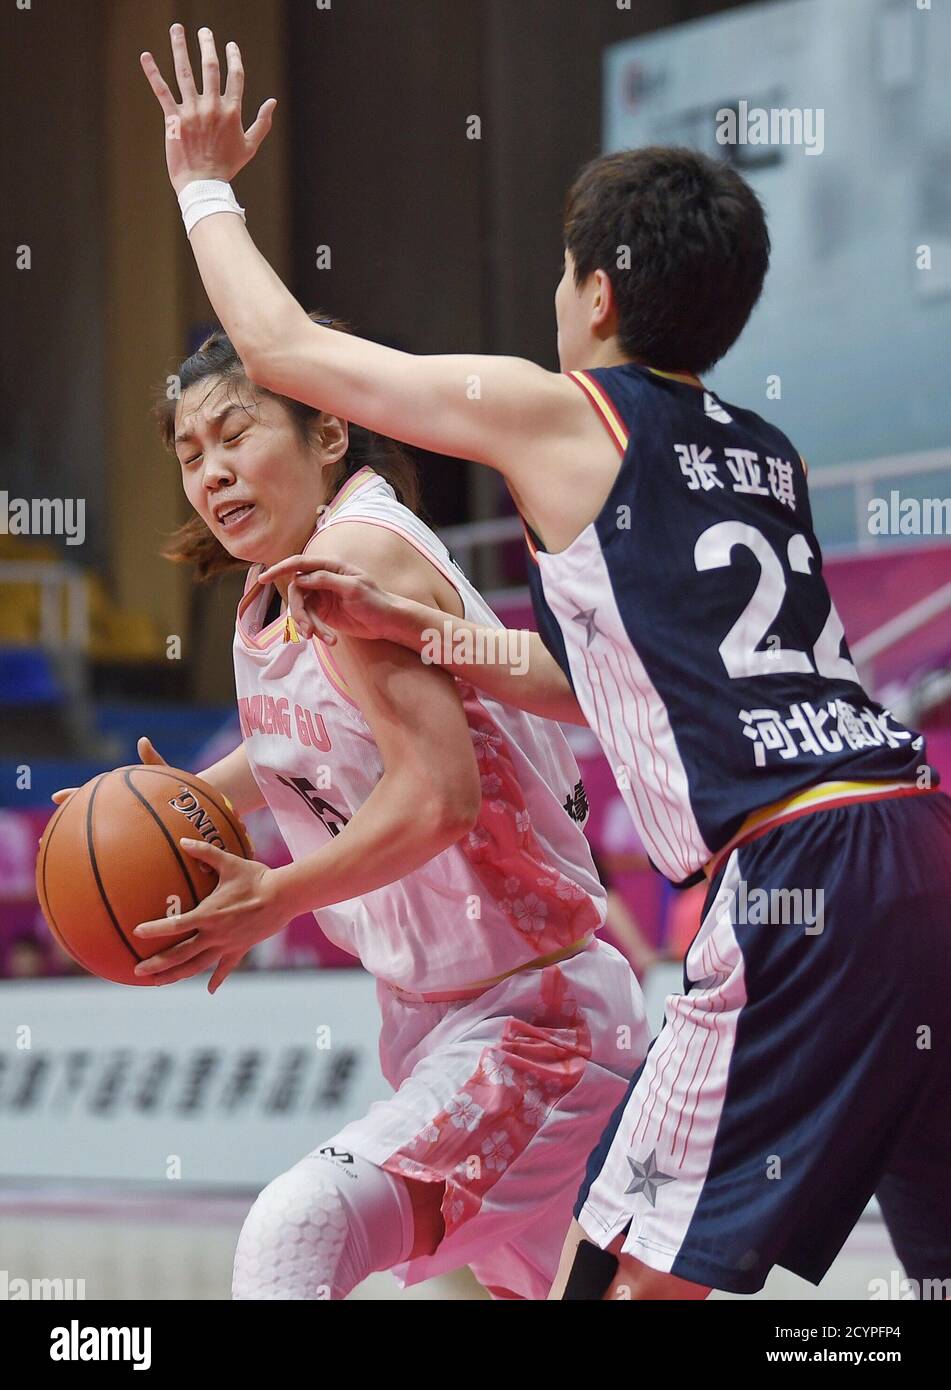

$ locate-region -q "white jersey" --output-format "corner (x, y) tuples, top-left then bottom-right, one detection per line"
(232, 465), (605, 993)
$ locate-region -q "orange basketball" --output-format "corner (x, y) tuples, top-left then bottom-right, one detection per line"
(35, 766), (253, 987)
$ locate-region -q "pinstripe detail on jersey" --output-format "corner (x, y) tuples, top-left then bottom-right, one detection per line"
(536, 526), (711, 880)
(578, 854), (744, 1258)
(579, 643), (692, 880)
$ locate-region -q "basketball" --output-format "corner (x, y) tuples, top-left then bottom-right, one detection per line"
(35, 766), (253, 987)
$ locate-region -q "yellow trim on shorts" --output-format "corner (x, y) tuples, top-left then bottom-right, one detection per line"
(703, 777), (923, 881)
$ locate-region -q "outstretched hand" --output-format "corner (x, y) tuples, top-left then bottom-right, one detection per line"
(140, 23), (276, 195)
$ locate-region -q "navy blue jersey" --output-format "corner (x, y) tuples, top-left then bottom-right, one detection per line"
(522, 363), (932, 884)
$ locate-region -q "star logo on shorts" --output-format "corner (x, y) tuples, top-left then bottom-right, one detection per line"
(572, 608), (600, 646)
(625, 1150), (676, 1206)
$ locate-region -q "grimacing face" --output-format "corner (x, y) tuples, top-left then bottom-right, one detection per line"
(173, 377), (346, 568)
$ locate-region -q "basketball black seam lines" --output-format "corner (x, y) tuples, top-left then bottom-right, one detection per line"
(39, 781), (102, 973)
(87, 776), (146, 964)
(122, 770), (203, 918)
(131, 767), (250, 854)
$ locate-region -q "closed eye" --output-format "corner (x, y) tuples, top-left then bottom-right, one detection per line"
(224, 429), (247, 446)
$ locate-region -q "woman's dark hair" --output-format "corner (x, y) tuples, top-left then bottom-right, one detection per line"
(563, 146), (770, 374)
(154, 311), (420, 581)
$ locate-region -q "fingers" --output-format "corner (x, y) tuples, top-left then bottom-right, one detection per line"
(137, 736), (169, 766)
(257, 554), (314, 583)
(139, 51), (179, 117)
(169, 22), (198, 104)
(133, 905), (203, 939)
(51, 788), (77, 806)
(137, 946), (221, 986)
(196, 26), (221, 99)
(283, 579), (311, 636)
(224, 40), (244, 106)
(285, 579), (318, 640)
(178, 837), (232, 873)
(245, 98), (277, 154)
(135, 931), (202, 970)
(258, 554), (356, 582)
(287, 583), (337, 645)
(209, 949), (244, 994)
(293, 571), (359, 593)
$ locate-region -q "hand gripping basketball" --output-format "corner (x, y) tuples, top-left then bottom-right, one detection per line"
(38, 748), (262, 990)
(132, 834), (283, 994)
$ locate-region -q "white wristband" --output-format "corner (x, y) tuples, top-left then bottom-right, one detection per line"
(178, 179), (246, 236)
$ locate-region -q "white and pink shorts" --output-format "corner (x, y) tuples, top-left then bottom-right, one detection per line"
(329, 937), (648, 1299)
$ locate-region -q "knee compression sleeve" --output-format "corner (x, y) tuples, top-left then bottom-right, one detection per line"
(232, 1143), (415, 1300)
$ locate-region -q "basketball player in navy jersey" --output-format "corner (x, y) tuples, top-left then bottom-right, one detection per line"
(142, 26), (951, 1299)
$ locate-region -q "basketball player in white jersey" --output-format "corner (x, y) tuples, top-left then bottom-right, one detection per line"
(91, 315), (646, 1301)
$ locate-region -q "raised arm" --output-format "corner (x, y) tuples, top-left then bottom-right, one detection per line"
(139, 26), (594, 488)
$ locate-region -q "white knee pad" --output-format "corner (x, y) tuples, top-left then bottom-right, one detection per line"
(232, 1142), (415, 1300)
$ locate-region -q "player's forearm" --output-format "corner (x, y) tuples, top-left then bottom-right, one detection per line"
(380, 596), (587, 725)
(183, 210), (553, 466)
(196, 743), (265, 816)
(187, 211), (310, 381)
(267, 770), (478, 919)
(186, 214), (425, 443)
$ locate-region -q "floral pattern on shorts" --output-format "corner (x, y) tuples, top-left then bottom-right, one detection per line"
(380, 964), (593, 1238)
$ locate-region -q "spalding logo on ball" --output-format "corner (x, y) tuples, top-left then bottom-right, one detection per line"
(35, 766), (254, 986)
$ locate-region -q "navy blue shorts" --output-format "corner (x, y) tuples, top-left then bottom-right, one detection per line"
(575, 789), (951, 1295)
